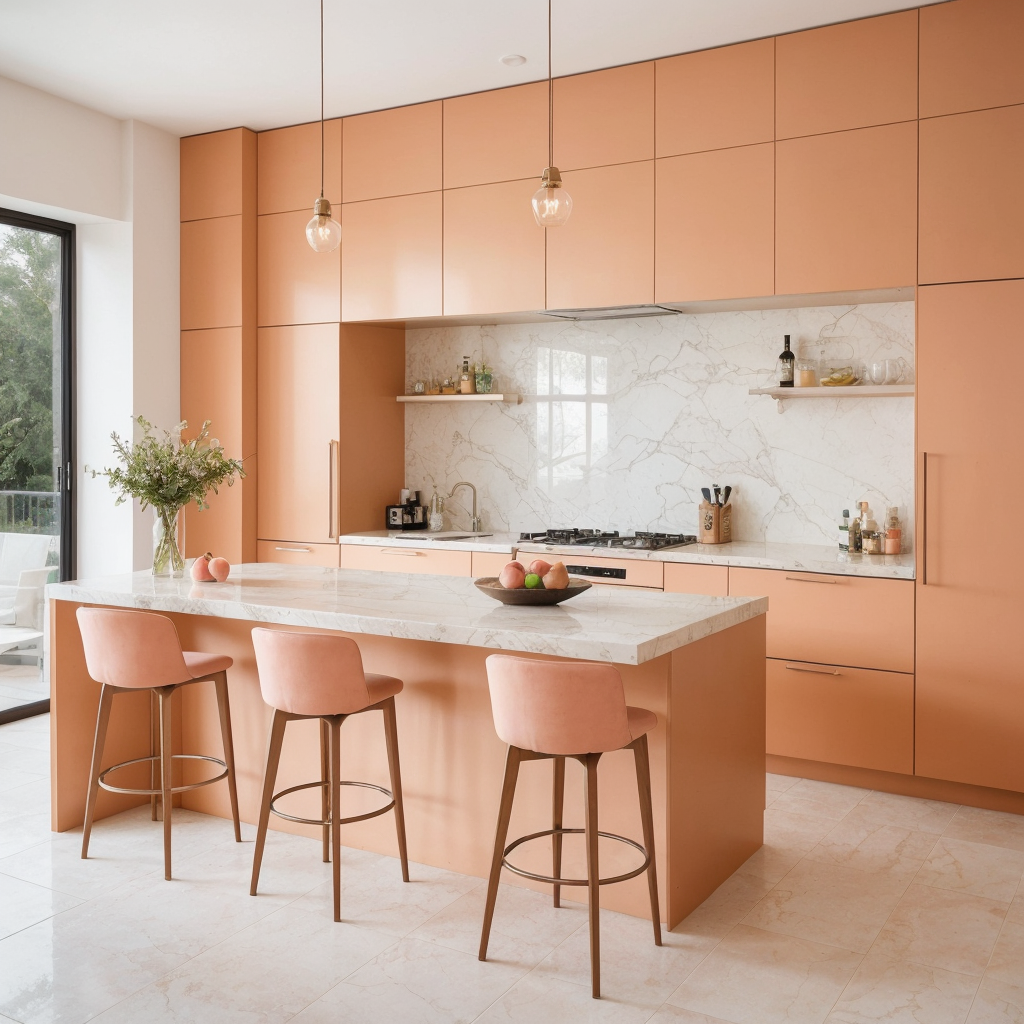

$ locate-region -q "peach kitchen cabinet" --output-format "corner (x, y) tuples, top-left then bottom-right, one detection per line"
(775, 121), (917, 295)
(257, 119), (341, 216)
(256, 541), (340, 568)
(180, 127), (254, 222)
(655, 143), (773, 303)
(663, 563), (729, 597)
(775, 10), (918, 139)
(919, 104), (1024, 285)
(341, 191), (442, 321)
(920, 0), (1024, 118)
(181, 216), (247, 331)
(553, 62), (654, 171)
(471, 552), (513, 578)
(545, 161), (654, 310)
(338, 545), (472, 577)
(916, 280), (1024, 793)
(655, 38), (774, 157)
(442, 82), (548, 189)
(558, 556), (663, 590)
(766, 659), (914, 774)
(257, 323), (404, 547)
(443, 179), (545, 316)
(257, 209), (341, 326)
(728, 568), (915, 674)
(342, 101), (442, 203)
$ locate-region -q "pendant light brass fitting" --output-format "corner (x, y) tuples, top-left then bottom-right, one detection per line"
(539, 167), (563, 188)
(313, 196), (334, 217)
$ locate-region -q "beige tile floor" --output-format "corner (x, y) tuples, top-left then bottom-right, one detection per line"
(0, 664), (47, 714)
(0, 714), (1022, 1023)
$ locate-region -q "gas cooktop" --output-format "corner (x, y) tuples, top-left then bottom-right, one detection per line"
(519, 529), (697, 551)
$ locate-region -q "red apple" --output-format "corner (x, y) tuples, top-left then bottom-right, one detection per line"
(498, 563), (526, 589)
(528, 559), (551, 577)
(190, 553), (215, 582)
(208, 556), (231, 583)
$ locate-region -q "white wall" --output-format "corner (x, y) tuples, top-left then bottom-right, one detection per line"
(0, 75), (180, 578)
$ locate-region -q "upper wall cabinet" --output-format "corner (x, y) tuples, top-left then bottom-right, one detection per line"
(443, 83), (548, 189)
(341, 192), (442, 321)
(342, 101), (442, 203)
(181, 217), (244, 330)
(180, 128), (255, 222)
(546, 161), (653, 310)
(553, 63), (654, 171)
(655, 143), (774, 304)
(776, 11), (918, 139)
(776, 121), (917, 294)
(257, 210), (341, 326)
(258, 119), (341, 215)
(656, 39), (774, 157)
(920, 0), (1024, 117)
(444, 179), (545, 316)
(919, 104), (1024, 285)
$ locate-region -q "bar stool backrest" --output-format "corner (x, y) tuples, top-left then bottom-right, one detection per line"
(485, 654), (633, 755)
(251, 627), (371, 715)
(76, 607), (191, 688)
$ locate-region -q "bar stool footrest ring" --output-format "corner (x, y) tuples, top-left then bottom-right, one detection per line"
(502, 827), (651, 887)
(98, 753), (228, 796)
(270, 779), (395, 827)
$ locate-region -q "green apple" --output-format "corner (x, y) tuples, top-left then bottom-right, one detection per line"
(524, 573), (544, 589)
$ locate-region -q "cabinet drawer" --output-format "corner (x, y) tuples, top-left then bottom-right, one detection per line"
(767, 658), (914, 774)
(257, 541), (340, 568)
(338, 544), (472, 577)
(471, 551), (514, 578)
(729, 567), (914, 673)
(664, 562), (729, 596)
(558, 554), (663, 589)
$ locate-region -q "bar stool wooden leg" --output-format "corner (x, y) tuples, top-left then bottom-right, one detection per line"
(213, 673), (242, 843)
(81, 683), (115, 859)
(584, 752), (602, 999)
(479, 745), (522, 961)
(329, 715), (343, 922)
(159, 687), (174, 880)
(382, 697), (410, 883)
(552, 755), (565, 908)
(150, 690), (158, 822)
(632, 735), (662, 945)
(250, 710), (288, 896)
(319, 719), (331, 863)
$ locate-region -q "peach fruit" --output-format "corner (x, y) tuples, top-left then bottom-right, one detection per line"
(498, 562), (526, 589)
(208, 556), (231, 583)
(542, 562), (569, 590)
(190, 553), (215, 582)
(528, 559), (551, 577)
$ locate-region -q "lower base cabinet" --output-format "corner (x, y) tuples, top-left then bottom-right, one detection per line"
(664, 562), (729, 595)
(338, 544), (472, 576)
(766, 658), (914, 774)
(257, 541), (341, 568)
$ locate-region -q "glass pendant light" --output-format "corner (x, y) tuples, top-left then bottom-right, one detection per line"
(532, 0), (572, 227)
(306, 0), (341, 252)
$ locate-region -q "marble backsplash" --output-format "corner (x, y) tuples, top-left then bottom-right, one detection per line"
(404, 303), (915, 548)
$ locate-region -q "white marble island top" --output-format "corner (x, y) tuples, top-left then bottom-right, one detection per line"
(48, 564), (767, 666)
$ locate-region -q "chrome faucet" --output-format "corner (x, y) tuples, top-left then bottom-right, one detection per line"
(447, 481), (482, 533)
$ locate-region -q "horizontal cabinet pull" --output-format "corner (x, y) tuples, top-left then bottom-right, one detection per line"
(784, 575), (838, 585)
(275, 546), (311, 552)
(380, 549), (424, 556)
(784, 663), (841, 676)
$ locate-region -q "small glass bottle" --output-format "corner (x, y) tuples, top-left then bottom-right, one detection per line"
(460, 356), (475, 394)
(849, 514), (862, 553)
(884, 506), (902, 555)
(839, 509), (850, 550)
(777, 335), (795, 388)
(428, 491), (444, 532)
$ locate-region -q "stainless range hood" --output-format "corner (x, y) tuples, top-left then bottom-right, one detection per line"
(534, 304), (681, 322)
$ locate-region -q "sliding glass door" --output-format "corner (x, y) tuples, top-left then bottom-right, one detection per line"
(0, 208), (74, 720)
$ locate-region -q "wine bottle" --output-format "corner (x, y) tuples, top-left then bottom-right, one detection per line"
(777, 335), (795, 388)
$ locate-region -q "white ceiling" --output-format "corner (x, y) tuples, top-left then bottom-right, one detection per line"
(0, 0), (927, 138)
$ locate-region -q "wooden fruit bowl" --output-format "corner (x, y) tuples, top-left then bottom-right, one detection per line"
(474, 577), (592, 606)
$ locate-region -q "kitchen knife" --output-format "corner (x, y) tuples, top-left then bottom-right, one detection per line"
(713, 484), (721, 506)
(721, 485), (732, 506)
(701, 487), (712, 503)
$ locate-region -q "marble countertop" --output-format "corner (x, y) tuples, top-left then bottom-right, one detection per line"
(515, 539), (915, 580)
(47, 564), (767, 666)
(339, 530), (518, 554)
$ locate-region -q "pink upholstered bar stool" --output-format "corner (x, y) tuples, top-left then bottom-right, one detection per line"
(250, 628), (410, 922)
(480, 654), (662, 999)
(77, 607), (241, 881)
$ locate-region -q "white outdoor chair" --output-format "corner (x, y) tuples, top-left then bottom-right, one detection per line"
(0, 534), (54, 604)
(0, 567), (51, 669)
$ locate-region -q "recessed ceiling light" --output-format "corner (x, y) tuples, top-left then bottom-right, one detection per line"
(500, 54), (527, 66)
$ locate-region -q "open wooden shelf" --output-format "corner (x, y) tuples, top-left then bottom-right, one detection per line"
(750, 384), (915, 400)
(397, 393), (521, 404)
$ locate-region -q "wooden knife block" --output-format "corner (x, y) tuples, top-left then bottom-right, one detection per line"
(698, 501), (732, 544)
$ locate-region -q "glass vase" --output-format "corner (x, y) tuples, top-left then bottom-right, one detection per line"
(152, 506), (185, 578)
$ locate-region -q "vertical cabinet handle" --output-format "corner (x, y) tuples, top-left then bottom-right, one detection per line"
(921, 451), (928, 586)
(328, 440), (340, 540)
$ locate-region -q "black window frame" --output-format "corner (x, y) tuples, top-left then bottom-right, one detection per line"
(0, 206), (76, 583)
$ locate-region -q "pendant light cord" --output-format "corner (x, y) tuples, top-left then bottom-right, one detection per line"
(320, 0), (325, 199)
(547, 0), (553, 168)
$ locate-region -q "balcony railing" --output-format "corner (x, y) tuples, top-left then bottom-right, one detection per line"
(0, 491), (59, 535)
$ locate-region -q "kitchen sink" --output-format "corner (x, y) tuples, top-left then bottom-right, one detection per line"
(421, 532), (493, 541)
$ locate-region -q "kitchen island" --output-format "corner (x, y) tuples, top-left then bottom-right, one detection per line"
(48, 565), (767, 927)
